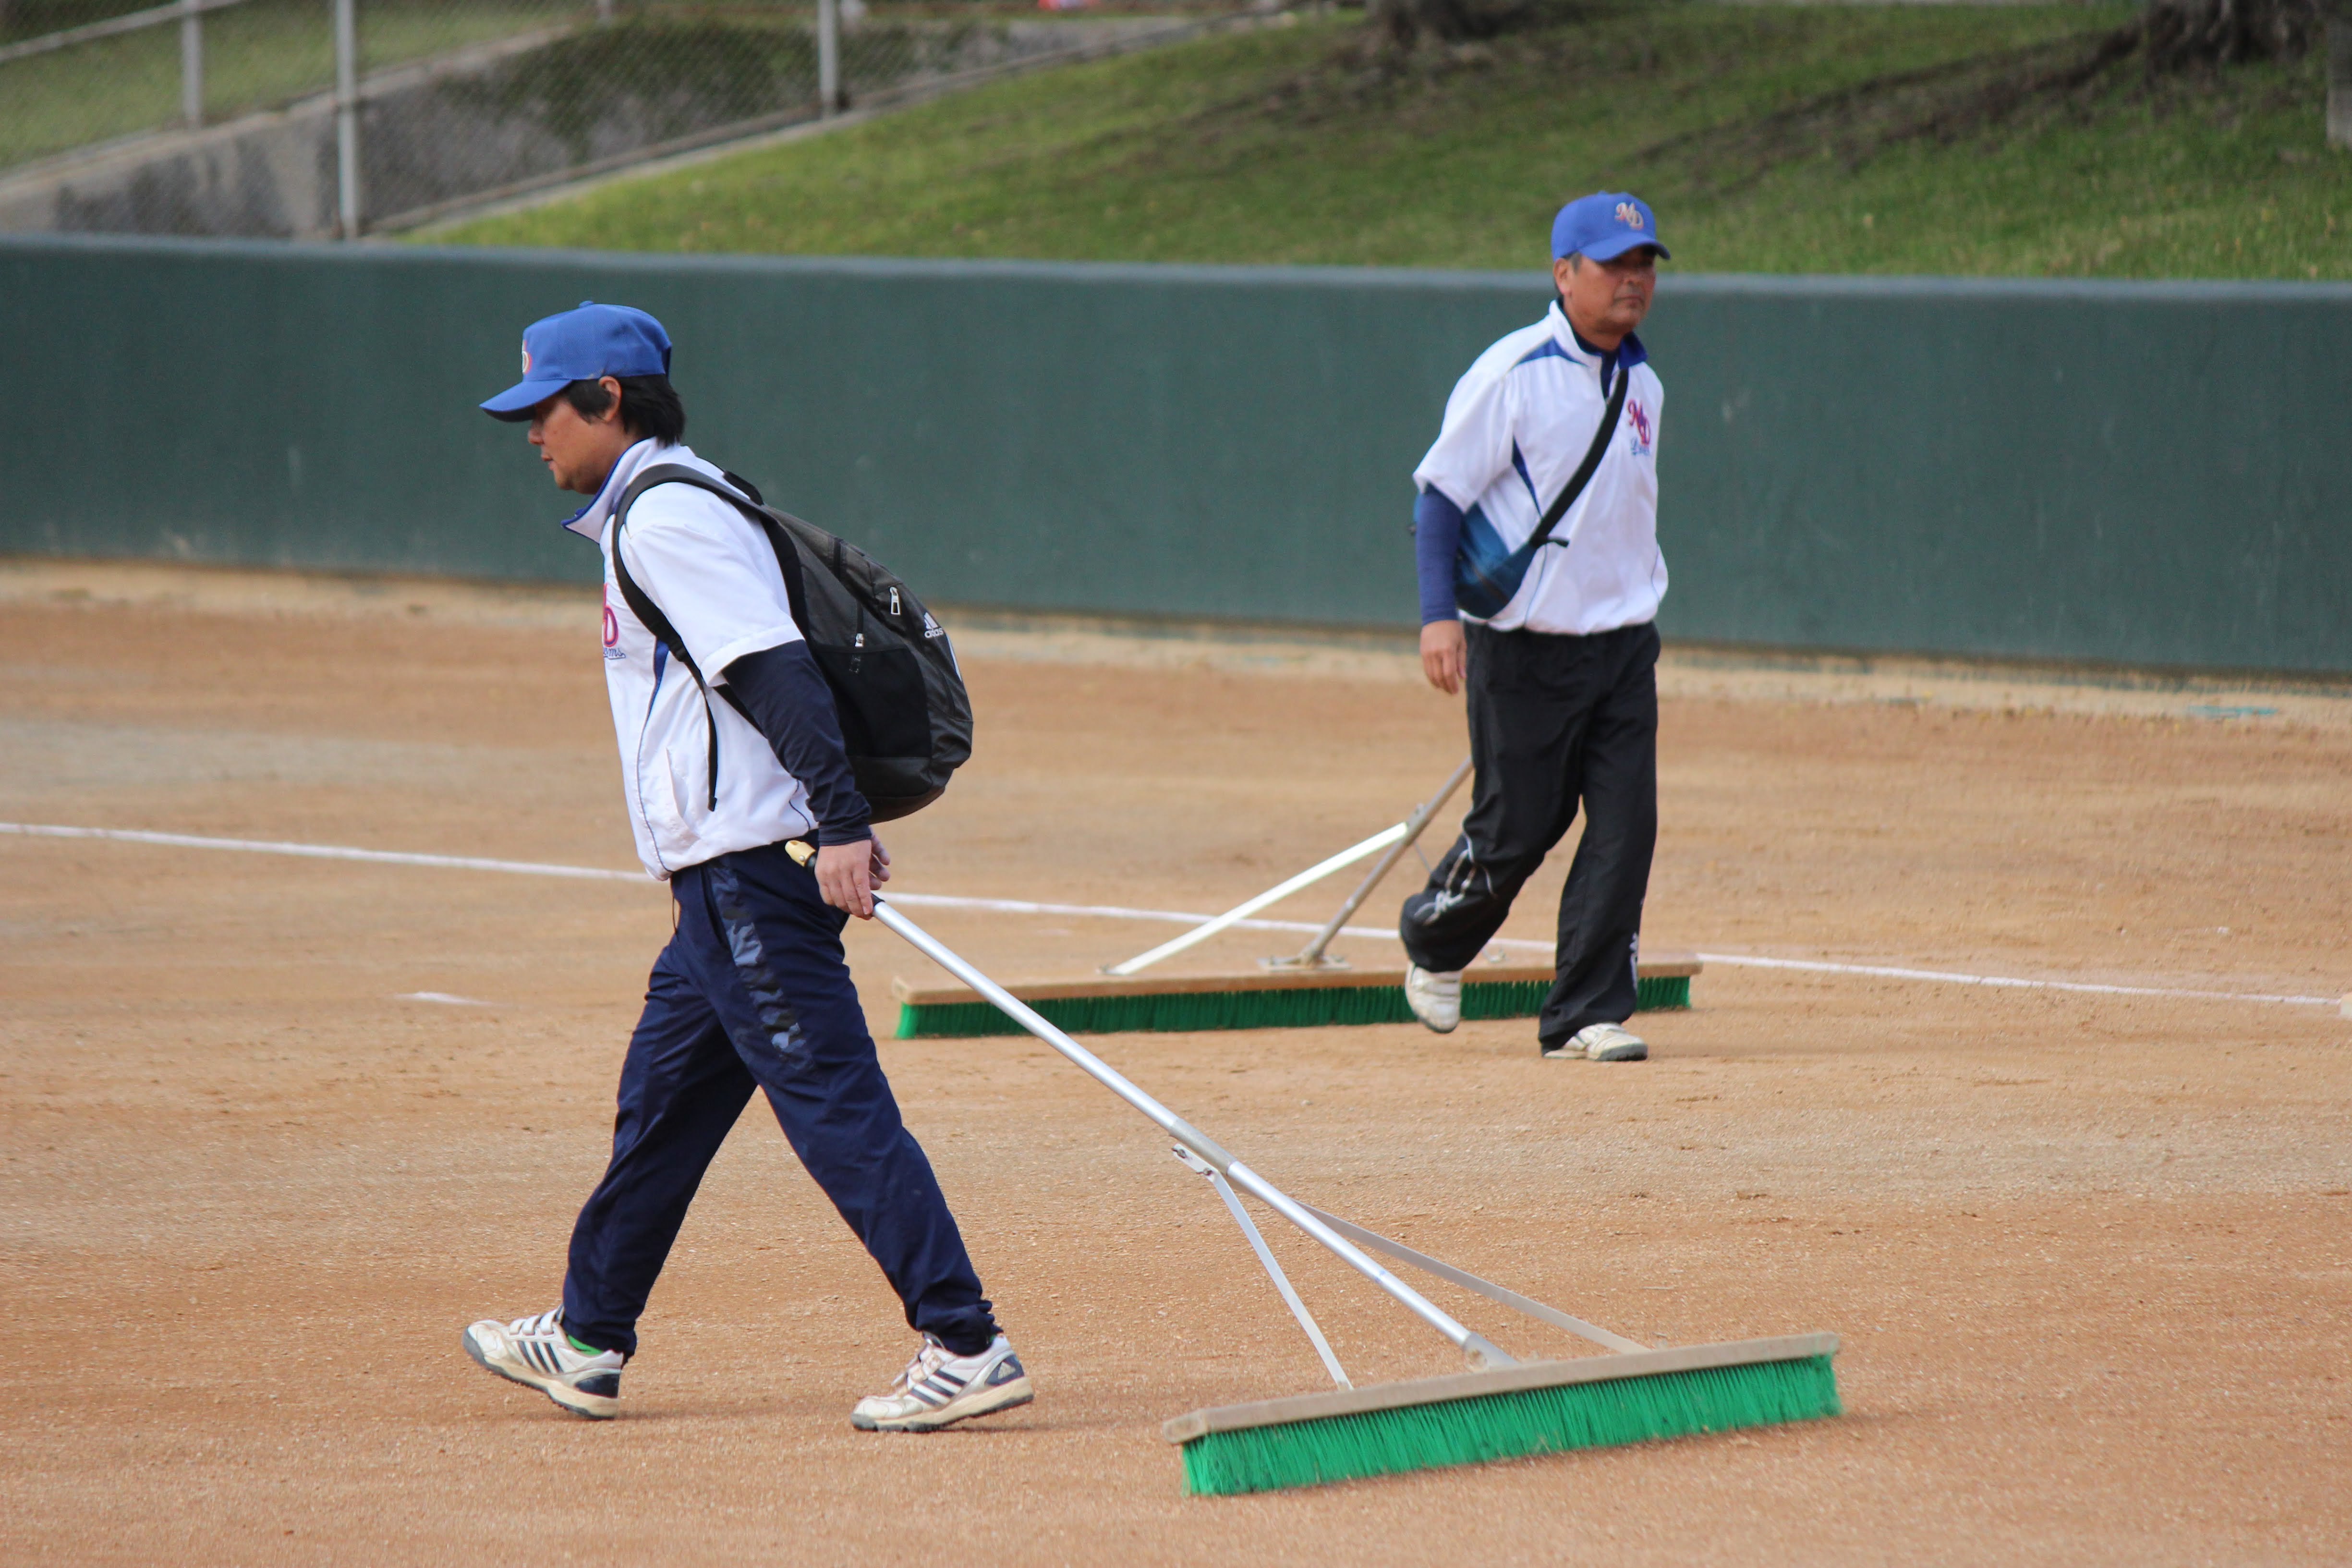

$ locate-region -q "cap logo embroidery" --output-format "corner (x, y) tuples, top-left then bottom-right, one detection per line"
(1615, 202), (1644, 230)
(521, 342), (533, 374)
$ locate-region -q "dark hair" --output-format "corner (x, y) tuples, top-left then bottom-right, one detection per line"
(563, 374), (687, 445)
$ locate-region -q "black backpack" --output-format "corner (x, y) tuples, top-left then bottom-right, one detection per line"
(607, 463), (972, 823)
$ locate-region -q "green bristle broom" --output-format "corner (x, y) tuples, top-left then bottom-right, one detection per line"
(892, 960), (1696, 1039)
(874, 898), (1840, 1497)
(893, 757), (1697, 1040)
(1169, 1337), (1841, 1495)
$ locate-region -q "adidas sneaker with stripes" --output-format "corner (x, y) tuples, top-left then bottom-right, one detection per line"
(851, 1334), (1033, 1433)
(464, 1310), (1032, 1432)
(463, 1309), (625, 1420)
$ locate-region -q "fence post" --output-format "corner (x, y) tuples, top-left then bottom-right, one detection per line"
(334, 0), (362, 236)
(179, 0), (203, 128)
(817, 0), (840, 115)
(2329, 0), (2352, 151)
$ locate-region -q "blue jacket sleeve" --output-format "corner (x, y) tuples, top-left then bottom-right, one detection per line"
(722, 643), (873, 846)
(1413, 486), (1466, 626)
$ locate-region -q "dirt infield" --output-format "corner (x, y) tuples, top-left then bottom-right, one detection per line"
(3, 561), (2347, 1566)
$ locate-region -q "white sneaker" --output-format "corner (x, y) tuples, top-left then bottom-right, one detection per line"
(1544, 1022), (1649, 1062)
(1403, 965), (1463, 1033)
(462, 1308), (625, 1419)
(850, 1333), (1032, 1433)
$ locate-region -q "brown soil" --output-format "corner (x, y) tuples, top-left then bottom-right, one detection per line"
(3, 562), (2348, 1566)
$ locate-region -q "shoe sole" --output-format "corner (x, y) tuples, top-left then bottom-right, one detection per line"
(462, 1327), (619, 1420)
(851, 1374), (1034, 1433)
(1406, 997), (1460, 1034)
(1540, 1042), (1649, 1062)
(1405, 972), (1460, 1034)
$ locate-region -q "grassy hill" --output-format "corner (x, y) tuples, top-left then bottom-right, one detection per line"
(431, 2), (2352, 279)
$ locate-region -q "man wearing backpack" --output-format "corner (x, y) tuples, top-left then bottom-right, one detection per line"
(459, 301), (1030, 1433)
(1399, 194), (1669, 1065)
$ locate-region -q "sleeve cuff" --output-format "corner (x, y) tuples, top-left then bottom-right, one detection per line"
(700, 626), (802, 686)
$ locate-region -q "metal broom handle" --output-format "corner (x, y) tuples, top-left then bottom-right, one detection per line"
(873, 899), (1513, 1371)
(1286, 756), (1473, 967)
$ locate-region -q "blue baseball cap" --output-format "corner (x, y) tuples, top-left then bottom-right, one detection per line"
(1551, 193), (1669, 263)
(479, 301), (673, 421)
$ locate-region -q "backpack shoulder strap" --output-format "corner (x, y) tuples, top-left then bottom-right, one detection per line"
(606, 462), (773, 810)
(608, 464), (725, 681)
(612, 464), (810, 657)
(1526, 363), (1629, 554)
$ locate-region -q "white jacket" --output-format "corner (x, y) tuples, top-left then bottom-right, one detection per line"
(1415, 301), (1667, 636)
(564, 439), (816, 878)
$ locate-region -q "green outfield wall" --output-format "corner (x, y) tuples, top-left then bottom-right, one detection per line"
(3, 236), (2348, 673)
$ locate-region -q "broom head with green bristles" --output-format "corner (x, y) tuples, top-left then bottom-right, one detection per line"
(1164, 1334), (1840, 1496)
(871, 902), (1816, 1499)
(894, 955), (1700, 1039)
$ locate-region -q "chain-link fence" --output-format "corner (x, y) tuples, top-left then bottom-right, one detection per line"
(0, 0), (1226, 238)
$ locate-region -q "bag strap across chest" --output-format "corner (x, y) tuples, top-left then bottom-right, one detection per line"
(1528, 359), (1629, 554)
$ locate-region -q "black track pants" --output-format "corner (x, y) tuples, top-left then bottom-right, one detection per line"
(1399, 620), (1659, 1046)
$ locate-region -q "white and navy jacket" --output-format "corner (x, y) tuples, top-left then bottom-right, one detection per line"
(566, 438), (862, 880)
(1413, 300), (1667, 636)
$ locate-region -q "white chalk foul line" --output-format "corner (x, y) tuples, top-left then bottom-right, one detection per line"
(1470, 939), (2330, 1006)
(0, 821), (1381, 936)
(2, 822), (645, 882)
(5, 821), (2337, 1009)
(1685, 951), (2335, 1008)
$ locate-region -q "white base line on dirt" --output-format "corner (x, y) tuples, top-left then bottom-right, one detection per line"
(5, 821), (2336, 1009)
(3, 822), (648, 880)
(1684, 952), (2333, 1008)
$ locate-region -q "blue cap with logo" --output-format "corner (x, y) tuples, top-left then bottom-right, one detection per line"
(1551, 192), (1669, 263)
(479, 301), (673, 421)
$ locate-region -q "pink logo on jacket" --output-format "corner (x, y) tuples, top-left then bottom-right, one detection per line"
(1625, 397), (1654, 458)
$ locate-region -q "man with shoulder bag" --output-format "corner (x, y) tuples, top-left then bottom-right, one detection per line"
(458, 301), (1030, 1433)
(1399, 194), (1671, 1064)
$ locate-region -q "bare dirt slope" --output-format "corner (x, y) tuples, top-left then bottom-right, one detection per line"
(2, 563), (2347, 1566)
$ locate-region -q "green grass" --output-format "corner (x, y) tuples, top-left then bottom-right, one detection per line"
(1178, 1351), (1842, 1495)
(433, 2), (2352, 280)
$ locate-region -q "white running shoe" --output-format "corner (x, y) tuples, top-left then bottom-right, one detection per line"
(463, 1308), (625, 1419)
(850, 1334), (1032, 1433)
(1403, 965), (1463, 1033)
(1544, 1022), (1649, 1062)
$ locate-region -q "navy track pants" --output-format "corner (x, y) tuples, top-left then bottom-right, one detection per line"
(1399, 620), (1660, 1046)
(560, 839), (998, 1359)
